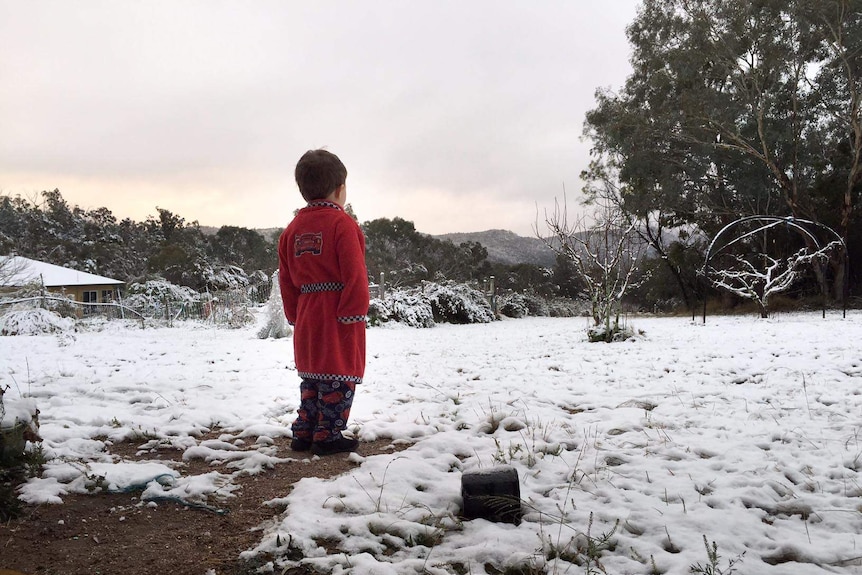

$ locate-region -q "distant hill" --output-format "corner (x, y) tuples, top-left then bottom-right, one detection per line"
(436, 229), (556, 267)
(201, 224), (556, 267)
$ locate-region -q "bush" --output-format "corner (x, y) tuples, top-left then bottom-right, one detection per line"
(368, 290), (435, 328)
(422, 282), (495, 324)
(1, 389), (41, 520)
(124, 279), (200, 318)
(588, 322), (638, 343)
(204, 265), (250, 291)
(547, 297), (588, 318)
(0, 309), (74, 336)
(369, 282), (495, 326)
(499, 292), (529, 318)
(523, 293), (550, 316)
(0, 284), (78, 318)
(498, 292), (586, 319)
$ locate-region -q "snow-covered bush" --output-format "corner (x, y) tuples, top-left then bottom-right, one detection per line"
(523, 293), (551, 317)
(0, 283), (41, 303)
(123, 279), (199, 318)
(0, 309), (74, 336)
(588, 322), (638, 343)
(368, 290), (435, 328)
(498, 292), (585, 319)
(0, 284), (78, 318)
(204, 265), (250, 291)
(546, 297), (587, 318)
(422, 282), (495, 324)
(499, 292), (529, 318)
(257, 273), (292, 339)
(1, 387), (41, 520)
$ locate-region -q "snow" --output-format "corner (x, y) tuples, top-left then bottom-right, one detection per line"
(0, 255), (123, 287)
(2, 312), (862, 573)
(0, 308), (75, 336)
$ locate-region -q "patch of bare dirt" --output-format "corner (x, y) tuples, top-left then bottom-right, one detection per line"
(0, 436), (403, 575)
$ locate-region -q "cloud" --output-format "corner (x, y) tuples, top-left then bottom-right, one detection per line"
(0, 0), (638, 236)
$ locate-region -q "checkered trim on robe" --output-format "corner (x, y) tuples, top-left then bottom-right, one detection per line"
(306, 201), (343, 210)
(297, 371), (363, 384)
(300, 282), (345, 293)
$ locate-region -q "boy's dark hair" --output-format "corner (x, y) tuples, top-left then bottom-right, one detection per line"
(295, 149), (348, 202)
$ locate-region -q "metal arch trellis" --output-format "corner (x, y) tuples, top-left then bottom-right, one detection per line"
(699, 216), (848, 323)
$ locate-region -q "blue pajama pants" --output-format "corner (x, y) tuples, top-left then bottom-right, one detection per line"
(292, 379), (356, 443)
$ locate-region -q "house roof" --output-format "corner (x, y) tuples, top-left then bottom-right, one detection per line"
(1, 256), (124, 288)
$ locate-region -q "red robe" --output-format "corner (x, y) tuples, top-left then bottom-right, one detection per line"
(278, 201), (369, 384)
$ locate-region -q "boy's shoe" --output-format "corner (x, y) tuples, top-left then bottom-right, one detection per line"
(311, 436), (359, 456)
(290, 438), (313, 452)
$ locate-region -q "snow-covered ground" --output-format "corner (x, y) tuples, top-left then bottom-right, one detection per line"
(2, 312), (862, 574)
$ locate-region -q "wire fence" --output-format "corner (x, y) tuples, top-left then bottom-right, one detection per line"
(0, 296), (146, 327)
(0, 281), (274, 329)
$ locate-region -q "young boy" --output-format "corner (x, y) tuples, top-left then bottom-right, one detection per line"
(278, 149), (369, 455)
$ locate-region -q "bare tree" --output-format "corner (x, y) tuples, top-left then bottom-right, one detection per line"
(705, 244), (839, 319)
(701, 216), (845, 318)
(0, 255), (29, 290)
(538, 193), (646, 342)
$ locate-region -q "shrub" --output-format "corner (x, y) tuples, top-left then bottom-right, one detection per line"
(499, 292), (529, 318)
(369, 282), (496, 326)
(498, 293), (585, 319)
(0, 309), (74, 336)
(368, 290), (435, 328)
(1, 389), (41, 520)
(204, 265), (251, 291)
(547, 297), (588, 318)
(422, 281), (495, 324)
(124, 279), (200, 318)
(523, 293), (550, 316)
(0, 284), (78, 318)
(588, 321), (637, 343)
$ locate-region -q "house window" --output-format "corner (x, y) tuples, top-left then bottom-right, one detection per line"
(101, 290), (113, 303)
(83, 290), (98, 314)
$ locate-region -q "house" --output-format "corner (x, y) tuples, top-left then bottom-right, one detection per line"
(0, 255), (124, 306)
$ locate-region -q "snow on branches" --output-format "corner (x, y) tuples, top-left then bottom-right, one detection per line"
(702, 216), (845, 318)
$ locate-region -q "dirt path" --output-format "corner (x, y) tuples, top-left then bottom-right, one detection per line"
(1, 436), (401, 575)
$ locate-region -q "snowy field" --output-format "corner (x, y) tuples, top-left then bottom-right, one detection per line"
(3, 312), (862, 574)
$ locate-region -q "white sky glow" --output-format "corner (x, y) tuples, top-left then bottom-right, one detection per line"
(0, 1), (639, 235)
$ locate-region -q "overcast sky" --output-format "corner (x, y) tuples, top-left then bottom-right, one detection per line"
(0, 1), (639, 237)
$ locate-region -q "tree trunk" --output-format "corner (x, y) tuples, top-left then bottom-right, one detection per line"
(832, 256), (847, 303)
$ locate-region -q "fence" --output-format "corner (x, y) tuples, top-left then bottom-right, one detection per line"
(0, 296), (146, 327)
(0, 281), (274, 329)
(125, 281), (273, 326)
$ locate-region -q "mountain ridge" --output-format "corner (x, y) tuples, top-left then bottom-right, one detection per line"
(203, 225), (557, 267)
(436, 229), (556, 267)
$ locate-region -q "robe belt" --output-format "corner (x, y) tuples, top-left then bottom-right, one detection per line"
(300, 282), (345, 294)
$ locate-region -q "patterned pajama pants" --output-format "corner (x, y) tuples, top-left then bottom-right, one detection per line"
(292, 379), (356, 443)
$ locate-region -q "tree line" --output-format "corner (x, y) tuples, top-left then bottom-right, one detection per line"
(0, 190), (586, 301)
(583, 0), (862, 305)
(0, 189), (275, 291)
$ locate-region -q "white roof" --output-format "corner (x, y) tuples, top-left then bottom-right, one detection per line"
(1, 256), (124, 287)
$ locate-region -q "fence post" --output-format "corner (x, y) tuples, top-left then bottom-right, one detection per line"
(379, 272), (385, 299)
(40, 274), (46, 309)
(117, 289), (126, 320)
(489, 275), (497, 315)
